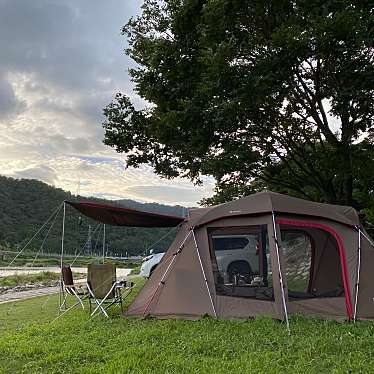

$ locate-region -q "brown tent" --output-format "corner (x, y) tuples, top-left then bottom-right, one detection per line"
(126, 191), (374, 322)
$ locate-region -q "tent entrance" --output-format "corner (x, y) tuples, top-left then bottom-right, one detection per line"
(280, 229), (314, 296)
(207, 225), (274, 301)
(278, 220), (352, 318)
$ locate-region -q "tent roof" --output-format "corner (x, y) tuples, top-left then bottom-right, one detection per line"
(66, 201), (185, 227)
(67, 191), (360, 229)
(193, 191), (360, 227)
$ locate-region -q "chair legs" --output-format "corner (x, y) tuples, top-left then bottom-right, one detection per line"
(54, 292), (89, 322)
(86, 282), (134, 318)
(86, 282), (115, 318)
(60, 288), (86, 312)
(58, 281), (136, 320)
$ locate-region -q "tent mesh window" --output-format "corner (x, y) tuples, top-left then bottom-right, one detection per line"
(280, 227), (345, 300)
(208, 225), (274, 301)
(281, 231), (312, 294)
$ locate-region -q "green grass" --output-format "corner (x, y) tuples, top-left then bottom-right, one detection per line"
(0, 251), (140, 269)
(1, 278), (374, 373)
(0, 271), (60, 288)
(0, 277), (146, 333)
(0, 271), (84, 288)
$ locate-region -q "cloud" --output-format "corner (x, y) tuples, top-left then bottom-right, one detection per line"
(14, 165), (58, 185)
(0, 0), (215, 206)
(123, 185), (210, 205)
(0, 74), (26, 118)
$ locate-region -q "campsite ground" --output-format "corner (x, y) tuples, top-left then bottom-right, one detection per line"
(0, 251), (141, 270)
(1, 277), (374, 374)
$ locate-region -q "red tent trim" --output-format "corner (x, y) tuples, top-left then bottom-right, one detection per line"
(277, 218), (353, 320)
(66, 201), (185, 228)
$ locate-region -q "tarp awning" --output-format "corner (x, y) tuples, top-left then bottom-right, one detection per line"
(66, 201), (185, 227)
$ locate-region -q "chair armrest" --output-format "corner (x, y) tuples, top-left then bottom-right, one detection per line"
(65, 284), (86, 289)
(114, 280), (126, 288)
(115, 281), (135, 295)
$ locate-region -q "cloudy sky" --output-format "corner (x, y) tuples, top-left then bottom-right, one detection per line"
(0, 0), (214, 206)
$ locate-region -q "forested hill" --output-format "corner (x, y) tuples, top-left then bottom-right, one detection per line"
(0, 176), (186, 256)
(117, 199), (186, 217)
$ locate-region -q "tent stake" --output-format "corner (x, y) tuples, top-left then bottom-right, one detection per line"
(272, 212), (290, 334)
(192, 229), (217, 318)
(353, 228), (362, 322)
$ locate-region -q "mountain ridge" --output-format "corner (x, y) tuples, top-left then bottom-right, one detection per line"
(0, 175), (186, 256)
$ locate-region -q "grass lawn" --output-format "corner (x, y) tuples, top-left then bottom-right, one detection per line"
(0, 271), (84, 288)
(1, 277), (374, 374)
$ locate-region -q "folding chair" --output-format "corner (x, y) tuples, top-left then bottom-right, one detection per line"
(86, 263), (134, 318)
(60, 266), (89, 313)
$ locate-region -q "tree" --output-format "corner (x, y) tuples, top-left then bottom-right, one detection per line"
(103, 0), (374, 207)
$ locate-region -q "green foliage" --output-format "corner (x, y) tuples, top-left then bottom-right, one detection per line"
(0, 176), (183, 257)
(103, 0), (374, 207)
(243, 140), (374, 233)
(0, 271), (75, 288)
(2, 279), (374, 373)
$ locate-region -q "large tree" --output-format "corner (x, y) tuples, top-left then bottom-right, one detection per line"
(103, 0), (374, 207)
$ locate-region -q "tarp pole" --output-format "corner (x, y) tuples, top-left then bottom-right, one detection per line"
(102, 224), (106, 264)
(60, 202), (66, 269)
(142, 230), (192, 317)
(59, 202), (66, 313)
(192, 229), (217, 318)
(272, 212), (290, 334)
(353, 227), (362, 322)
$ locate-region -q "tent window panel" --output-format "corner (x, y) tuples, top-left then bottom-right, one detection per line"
(280, 226), (345, 300)
(208, 225), (274, 301)
(281, 231), (312, 293)
(212, 235), (259, 282)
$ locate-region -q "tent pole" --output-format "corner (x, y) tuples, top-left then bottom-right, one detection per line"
(192, 229), (217, 318)
(353, 227), (362, 322)
(142, 230), (192, 317)
(59, 202), (66, 313)
(271, 212), (290, 334)
(102, 224), (106, 264)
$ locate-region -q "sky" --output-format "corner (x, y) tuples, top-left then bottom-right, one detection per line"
(0, 0), (214, 207)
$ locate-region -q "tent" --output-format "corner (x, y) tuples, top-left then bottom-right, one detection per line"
(126, 191), (374, 322)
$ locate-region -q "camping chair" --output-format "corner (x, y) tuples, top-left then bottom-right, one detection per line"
(60, 266), (89, 313)
(86, 263), (134, 318)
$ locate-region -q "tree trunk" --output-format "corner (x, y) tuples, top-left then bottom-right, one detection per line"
(336, 143), (353, 206)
